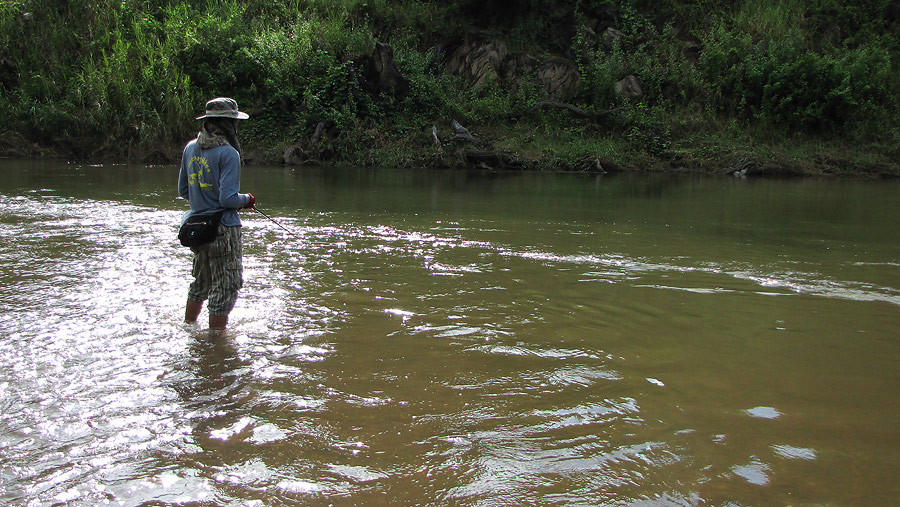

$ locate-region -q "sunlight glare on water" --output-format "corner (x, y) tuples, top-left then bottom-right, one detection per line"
(0, 161), (898, 506)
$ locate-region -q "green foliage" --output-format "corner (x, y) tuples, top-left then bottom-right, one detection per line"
(700, 13), (898, 139)
(623, 102), (671, 156)
(805, 0), (898, 48)
(0, 0), (898, 167)
(731, 0), (806, 43)
(391, 34), (459, 129)
(169, 2), (259, 97)
(1, 0), (198, 156)
(573, 26), (627, 111)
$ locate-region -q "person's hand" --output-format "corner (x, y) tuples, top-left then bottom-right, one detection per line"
(242, 193), (256, 209)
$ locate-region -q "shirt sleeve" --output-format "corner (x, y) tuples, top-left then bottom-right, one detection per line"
(177, 152), (190, 200)
(217, 148), (249, 209)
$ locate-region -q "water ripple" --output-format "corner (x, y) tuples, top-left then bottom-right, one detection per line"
(2, 178), (899, 506)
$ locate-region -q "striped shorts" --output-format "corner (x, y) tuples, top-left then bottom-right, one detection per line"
(188, 224), (243, 316)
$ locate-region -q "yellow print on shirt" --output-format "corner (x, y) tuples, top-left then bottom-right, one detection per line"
(188, 156), (214, 188)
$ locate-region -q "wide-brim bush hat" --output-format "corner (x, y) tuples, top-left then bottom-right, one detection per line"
(196, 97), (250, 120)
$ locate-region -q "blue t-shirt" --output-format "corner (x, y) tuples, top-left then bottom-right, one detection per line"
(177, 140), (251, 227)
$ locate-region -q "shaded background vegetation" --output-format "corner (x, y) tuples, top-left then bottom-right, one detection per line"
(1, 0), (898, 174)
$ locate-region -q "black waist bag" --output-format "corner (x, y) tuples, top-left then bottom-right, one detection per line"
(178, 211), (224, 247)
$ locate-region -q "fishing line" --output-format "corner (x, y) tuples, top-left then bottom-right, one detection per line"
(253, 206), (302, 240)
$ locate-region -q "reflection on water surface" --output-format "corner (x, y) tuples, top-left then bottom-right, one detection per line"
(1, 161), (898, 505)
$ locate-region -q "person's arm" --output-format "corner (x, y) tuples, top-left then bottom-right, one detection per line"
(177, 155), (190, 201)
(218, 148), (252, 209)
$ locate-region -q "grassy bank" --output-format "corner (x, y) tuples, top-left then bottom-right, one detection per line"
(1, 0), (898, 177)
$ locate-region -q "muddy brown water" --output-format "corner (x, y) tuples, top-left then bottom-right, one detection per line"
(1, 160), (898, 506)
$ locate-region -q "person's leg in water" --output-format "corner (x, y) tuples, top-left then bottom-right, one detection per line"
(206, 226), (243, 335)
(186, 245), (212, 324)
(185, 299), (204, 323)
(209, 314), (229, 333)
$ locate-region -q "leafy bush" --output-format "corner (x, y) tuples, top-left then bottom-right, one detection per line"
(572, 26), (627, 112)
(700, 18), (898, 139)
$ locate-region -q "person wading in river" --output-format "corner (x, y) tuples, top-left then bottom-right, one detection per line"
(178, 97), (255, 334)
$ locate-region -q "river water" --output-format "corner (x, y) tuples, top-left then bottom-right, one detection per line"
(0, 160), (898, 506)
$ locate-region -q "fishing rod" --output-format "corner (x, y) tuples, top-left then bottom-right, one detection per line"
(175, 197), (301, 240)
(252, 206), (302, 240)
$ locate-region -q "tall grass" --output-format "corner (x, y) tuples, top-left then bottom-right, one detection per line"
(732, 0), (806, 43)
(1, 0), (198, 158)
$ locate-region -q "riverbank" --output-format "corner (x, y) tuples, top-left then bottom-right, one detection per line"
(5, 117), (896, 179)
(1, 1), (898, 178)
(252, 115), (900, 178)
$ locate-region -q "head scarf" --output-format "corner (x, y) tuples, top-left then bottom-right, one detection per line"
(197, 117), (242, 157)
